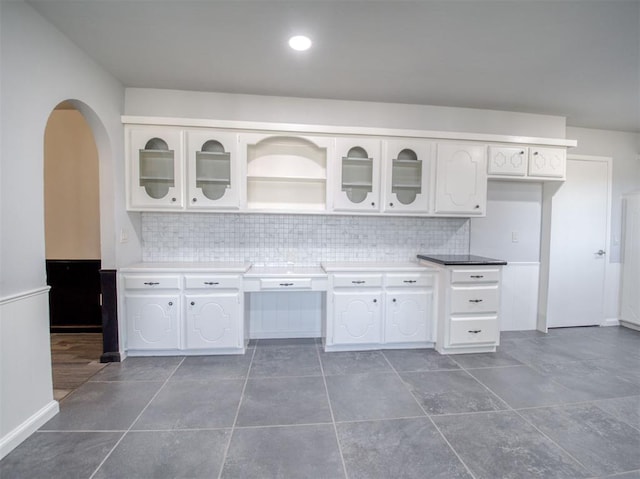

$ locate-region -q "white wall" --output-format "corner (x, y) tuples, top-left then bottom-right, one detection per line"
(0, 0), (126, 458)
(125, 88), (567, 139)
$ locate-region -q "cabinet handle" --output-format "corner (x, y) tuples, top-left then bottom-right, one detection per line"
(203, 281), (219, 285)
(474, 204), (480, 209)
(392, 298), (396, 302)
(168, 302), (173, 306)
(143, 282), (160, 286)
(389, 202), (394, 207)
(279, 282), (294, 287)
(190, 301), (195, 306)
(171, 197), (177, 202)
(470, 275), (484, 279)
(403, 280), (417, 284)
(469, 299), (483, 303)
(192, 198), (197, 203)
(373, 299), (377, 303)
(351, 280), (366, 284)
(371, 202), (376, 207)
(468, 329), (482, 334)
(533, 151), (539, 156)
(520, 150), (525, 155)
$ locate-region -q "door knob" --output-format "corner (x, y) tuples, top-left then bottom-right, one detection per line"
(596, 249), (606, 256)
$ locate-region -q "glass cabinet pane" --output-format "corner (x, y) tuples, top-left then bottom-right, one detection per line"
(342, 146), (373, 204)
(196, 139), (231, 201)
(139, 138), (174, 200)
(392, 148), (422, 205)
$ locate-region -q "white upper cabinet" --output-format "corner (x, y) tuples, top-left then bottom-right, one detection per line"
(128, 127), (184, 210)
(528, 147), (566, 178)
(382, 140), (433, 214)
(241, 133), (333, 212)
(488, 146), (527, 177)
(334, 138), (381, 212)
(185, 130), (240, 209)
(434, 143), (487, 215)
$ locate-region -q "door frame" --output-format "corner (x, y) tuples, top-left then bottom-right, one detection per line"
(537, 154), (613, 332)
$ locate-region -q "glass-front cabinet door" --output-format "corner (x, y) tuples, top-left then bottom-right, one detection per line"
(186, 130), (239, 209)
(383, 140), (432, 213)
(333, 138), (381, 212)
(128, 127), (184, 210)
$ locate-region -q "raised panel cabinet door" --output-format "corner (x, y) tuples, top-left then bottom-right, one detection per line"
(185, 130), (240, 210)
(185, 293), (240, 349)
(487, 146), (527, 177)
(384, 290), (432, 343)
(331, 291), (382, 344)
(434, 143), (487, 215)
(528, 147), (566, 178)
(333, 137), (381, 212)
(128, 127), (184, 210)
(125, 294), (180, 350)
(382, 140), (433, 213)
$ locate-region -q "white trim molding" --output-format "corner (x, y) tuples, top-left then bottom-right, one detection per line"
(0, 401), (59, 459)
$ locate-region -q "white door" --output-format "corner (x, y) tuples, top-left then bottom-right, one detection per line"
(384, 290), (432, 343)
(331, 291), (382, 344)
(185, 293), (240, 349)
(547, 157), (609, 327)
(125, 294), (180, 349)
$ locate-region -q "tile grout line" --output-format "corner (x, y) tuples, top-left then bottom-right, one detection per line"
(379, 350), (479, 479)
(316, 342), (350, 479)
(87, 356), (186, 479)
(216, 344), (257, 479)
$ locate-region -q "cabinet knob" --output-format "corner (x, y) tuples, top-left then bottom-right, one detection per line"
(474, 205), (480, 209)
(392, 298), (396, 302)
(520, 150), (525, 155)
(168, 301), (173, 306)
(192, 198), (197, 203)
(533, 151), (539, 156)
(190, 301), (195, 306)
(389, 202), (394, 207)
(371, 202), (376, 207)
(373, 299), (377, 303)
(171, 197), (177, 202)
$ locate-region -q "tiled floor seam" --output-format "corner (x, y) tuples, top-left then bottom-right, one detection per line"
(87, 356), (187, 479)
(461, 363), (595, 477)
(216, 344), (257, 479)
(380, 350), (479, 479)
(315, 343), (350, 479)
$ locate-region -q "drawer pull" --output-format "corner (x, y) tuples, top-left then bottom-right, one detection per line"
(403, 280), (417, 284)
(469, 299), (483, 303)
(351, 280), (366, 284)
(468, 329), (482, 334)
(279, 282), (294, 287)
(470, 275), (484, 279)
(203, 281), (219, 286)
(143, 282), (160, 286)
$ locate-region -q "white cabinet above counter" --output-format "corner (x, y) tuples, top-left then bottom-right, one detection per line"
(123, 116), (576, 217)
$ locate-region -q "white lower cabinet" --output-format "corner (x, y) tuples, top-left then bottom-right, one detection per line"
(324, 266), (435, 351)
(121, 269), (247, 355)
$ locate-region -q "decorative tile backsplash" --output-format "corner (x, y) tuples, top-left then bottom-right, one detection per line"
(141, 213), (469, 265)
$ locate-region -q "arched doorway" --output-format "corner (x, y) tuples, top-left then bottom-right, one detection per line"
(44, 101), (106, 400)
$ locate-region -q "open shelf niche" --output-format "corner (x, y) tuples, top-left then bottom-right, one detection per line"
(246, 136), (328, 210)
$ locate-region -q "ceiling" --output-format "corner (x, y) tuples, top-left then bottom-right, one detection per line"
(27, 0), (640, 132)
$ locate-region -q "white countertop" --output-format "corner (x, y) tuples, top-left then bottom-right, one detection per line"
(245, 265), (326, 278)
(321, 261), (435, 272)
(120, 262), (252, 273)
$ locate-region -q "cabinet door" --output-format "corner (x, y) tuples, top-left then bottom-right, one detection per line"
(125, 293), (180, 350)
(434, 143), (487, 215)
(331, 290), (382, 344)
(382, 140), (432, 213)
(185, 293), (241, 349)
(487, 146), (527, 177)
(333, 138), (381, 212)
(528, 147), (566, 178)
(128, 127), (184, 209)
(185, 130), (240, 209)
(384, 290), (433, 343)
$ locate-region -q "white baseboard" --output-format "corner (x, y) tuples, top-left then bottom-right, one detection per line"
(600, 317), (620, 327)
(0, 400), (59, 459)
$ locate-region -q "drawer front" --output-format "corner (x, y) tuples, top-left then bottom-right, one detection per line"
(123, 275), (181, 290)
(259, 278), (313, 290)
(449, 317), (498, 346)
(451, 269), (500, 284)
(332, 274), (383, 288)
(184, 275), (242, 290)
(385, 273), (434, 288)
(451, 285), (499, 313)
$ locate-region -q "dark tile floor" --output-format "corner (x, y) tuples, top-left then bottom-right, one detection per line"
(2, 326), (639, 479)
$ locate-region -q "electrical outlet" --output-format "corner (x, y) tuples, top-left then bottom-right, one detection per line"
(511, 231), (519, 243)
(120, 228), (129, 243)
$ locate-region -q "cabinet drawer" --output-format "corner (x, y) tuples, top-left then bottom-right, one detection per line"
(451, 285), (499, 313)
(333, 274), (383, 288)
(451, 269), (500, 284)
(385, 273), (433, 288)
(123, 275), (181, 290)
(184, 275), (242, 290)
(449, 316), (498, 346)
(259, 278), (312, 290)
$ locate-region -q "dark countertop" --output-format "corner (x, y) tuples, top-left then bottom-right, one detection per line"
(417, 254), (508, 266)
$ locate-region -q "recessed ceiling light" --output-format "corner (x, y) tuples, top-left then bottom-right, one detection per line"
(288, 35), (312, 51)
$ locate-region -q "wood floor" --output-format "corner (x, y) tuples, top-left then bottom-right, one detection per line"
(50, 333), (106, 401)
